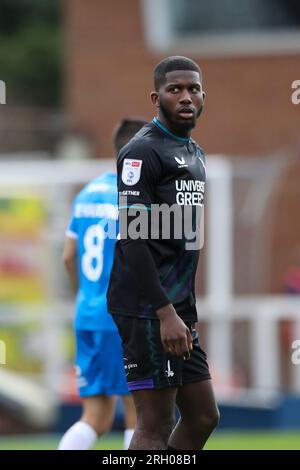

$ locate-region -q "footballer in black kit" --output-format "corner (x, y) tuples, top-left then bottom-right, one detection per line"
(107, 56), (219, 450)
(108, 118), (206, 321)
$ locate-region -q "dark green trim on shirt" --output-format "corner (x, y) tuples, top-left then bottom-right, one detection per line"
(153, 117), (191, 143)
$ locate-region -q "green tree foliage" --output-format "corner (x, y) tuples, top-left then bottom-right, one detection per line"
(0, 0), (62, 106)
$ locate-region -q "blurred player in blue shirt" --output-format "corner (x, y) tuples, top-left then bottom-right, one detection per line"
(58, 118), (147, 450)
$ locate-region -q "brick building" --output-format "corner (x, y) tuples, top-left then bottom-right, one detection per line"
(64, 0), (300, 292)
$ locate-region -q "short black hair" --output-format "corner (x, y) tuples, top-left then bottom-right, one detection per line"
(113, 118), (148, 153)
(154, 56), (201, 91)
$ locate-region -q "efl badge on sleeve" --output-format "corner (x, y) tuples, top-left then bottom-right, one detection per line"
(121, 159), (142, 186)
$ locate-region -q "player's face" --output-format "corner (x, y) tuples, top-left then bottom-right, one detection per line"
(152, 70), (205, 136)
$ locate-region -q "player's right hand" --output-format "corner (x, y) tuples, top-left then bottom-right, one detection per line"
(157, 304), (193, 358)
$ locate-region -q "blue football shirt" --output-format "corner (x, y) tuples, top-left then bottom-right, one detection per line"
(67, 172), (118, 331)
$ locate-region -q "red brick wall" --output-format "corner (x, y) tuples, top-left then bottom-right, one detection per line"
(65, 0), (300, 158)
(65, 0), (154, 158)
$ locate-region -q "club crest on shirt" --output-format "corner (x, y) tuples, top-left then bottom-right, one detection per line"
(121, 159), (142, 186)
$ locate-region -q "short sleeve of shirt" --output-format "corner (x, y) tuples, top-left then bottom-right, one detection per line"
(66, 203), (78, 239)
(118, 141), (161, 209)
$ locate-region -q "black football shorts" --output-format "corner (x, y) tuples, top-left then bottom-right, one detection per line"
(112, 315), (211, 391)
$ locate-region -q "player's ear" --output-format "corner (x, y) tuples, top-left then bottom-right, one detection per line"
(202, 90), (206, 104)
(150, 91), (160, 108)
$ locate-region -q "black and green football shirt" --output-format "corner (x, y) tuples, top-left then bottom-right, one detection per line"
(107, 118), (206, 321)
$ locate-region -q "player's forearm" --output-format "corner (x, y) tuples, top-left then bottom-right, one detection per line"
(120, 238), (170, 310)
(156, 303), (177, 320)
(68, 270), (78, 294)
(64, 259), (78, 294)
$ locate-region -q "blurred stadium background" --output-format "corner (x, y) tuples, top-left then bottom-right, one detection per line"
(1, 0), (300, 450)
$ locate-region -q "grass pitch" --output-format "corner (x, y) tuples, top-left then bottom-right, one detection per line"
(0, 431), (300, 450)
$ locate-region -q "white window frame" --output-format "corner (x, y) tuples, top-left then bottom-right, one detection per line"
(141, 0), (300, 57)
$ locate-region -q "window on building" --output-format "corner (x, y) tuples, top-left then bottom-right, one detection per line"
(142, 0), (300, 55)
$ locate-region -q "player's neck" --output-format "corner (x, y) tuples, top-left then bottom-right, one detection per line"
(153, 116), (191, 142)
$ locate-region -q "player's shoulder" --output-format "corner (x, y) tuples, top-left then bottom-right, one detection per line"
(191, 138), (206, 161)
(190, 136), (204, 151)
(78, 173), (116, 201)
(87, 173), (116, 192)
